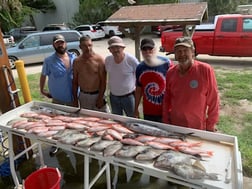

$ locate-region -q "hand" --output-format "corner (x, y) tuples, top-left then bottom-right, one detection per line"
(96, 98), (104, 109)
(134, 110), (140, 118)
(73, 99), (79, 107)
(41, 91), (52, 98)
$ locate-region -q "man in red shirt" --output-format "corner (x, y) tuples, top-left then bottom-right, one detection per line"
(163, 37), (219, 131)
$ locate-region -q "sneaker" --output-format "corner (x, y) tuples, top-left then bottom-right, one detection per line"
(49, 146), (58, 156)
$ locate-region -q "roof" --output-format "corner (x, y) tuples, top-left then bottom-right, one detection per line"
(104, 2), (208, 26)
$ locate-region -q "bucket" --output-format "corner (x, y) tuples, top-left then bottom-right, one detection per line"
(24, 167), (61, 189)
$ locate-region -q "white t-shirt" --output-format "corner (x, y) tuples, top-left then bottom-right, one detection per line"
(105, 53), (139, 96)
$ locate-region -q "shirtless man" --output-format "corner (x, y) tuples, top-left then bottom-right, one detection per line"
(72, 36), (108, 112)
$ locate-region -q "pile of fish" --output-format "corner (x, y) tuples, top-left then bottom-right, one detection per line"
(7, 107), (218, 181)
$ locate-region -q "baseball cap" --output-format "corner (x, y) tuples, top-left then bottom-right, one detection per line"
(53, 34), (65, 43)
(140, 38), (155, 49)
(108, 36), (125, 48)
(174, 37), (194, 48)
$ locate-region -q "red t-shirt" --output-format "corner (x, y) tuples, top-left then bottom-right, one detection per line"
(163, 60), (219, 131)
(136, 57), (172, 116)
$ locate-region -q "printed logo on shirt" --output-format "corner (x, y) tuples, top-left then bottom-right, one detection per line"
(140, 71), (166, 105)
(190, 80), (198, 88)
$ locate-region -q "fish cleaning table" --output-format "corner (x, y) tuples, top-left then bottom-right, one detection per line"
(0, 101), (243, 189)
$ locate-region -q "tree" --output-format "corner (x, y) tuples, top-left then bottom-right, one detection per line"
(0, 0), (23, 33)
(0, 0), (55, 33)
(207, 0), (251, 18)
(73, 0), (176, 26)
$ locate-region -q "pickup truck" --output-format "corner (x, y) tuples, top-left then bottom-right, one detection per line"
(160, 14), (252, 57)
(97, 22), (123, 37)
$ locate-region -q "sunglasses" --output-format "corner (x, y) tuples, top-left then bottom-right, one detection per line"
(141, 47), (153, 51)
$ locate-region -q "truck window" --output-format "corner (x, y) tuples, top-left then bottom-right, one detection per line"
(243, 18), (252, 32)
(221, 18), (237, 32)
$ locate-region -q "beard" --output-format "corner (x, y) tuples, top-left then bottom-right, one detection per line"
(178, 59), (190, 65)
(55, 46), (67, 54)
(144, 56), (164, 67)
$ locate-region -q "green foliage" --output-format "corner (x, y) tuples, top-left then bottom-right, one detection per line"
(216, 70), (252, 104)
(207, 0), (251, 16)
(0, 0), (55, 32)
(215, 69), (252, 176)
(217, 112), (252, 176)
(20, 0), (56, 13)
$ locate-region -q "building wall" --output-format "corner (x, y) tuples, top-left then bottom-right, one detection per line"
(32, 0), (79, 30)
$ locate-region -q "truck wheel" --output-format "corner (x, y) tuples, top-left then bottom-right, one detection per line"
(109, 31), (115, 37)
(8, 56), (17, 69)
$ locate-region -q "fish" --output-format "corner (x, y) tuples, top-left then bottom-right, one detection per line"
(24, 122), (46, 130)
(37, 130), (59, 138)
(11, 119), (28, 128)
(87, 125), (111, 132)
(72, 119), (90, 125)
(135, 148), (166, 162)
(172, 163), (219, 180)
(153, 137), (182, 144)
(177, 146), (214, 157)
(102, 134), (114, 141)
(85, 121), (106, 127)
(20, 112), (40, 118)
(120, 138), (145, 146)
(27, 126), (49, 134)
(98, 119), (119, 125)
(14, 121), (38, 129)
(65, 122), (89, 130)
(103, 141), (123, 157)
(82, 116), (101, 122)
(134, 135), (157, 143)
(45, 120), (66, 127)
(169, 141), (202, 148)
(115, 146), (150, 158)
(111, 124), (134, 134)
(48, 126), (66, 131)
(58, 133), (89, 145)
(31, 105), (79, 117)
(52, 115), (74, 122)
(52, 129), (80, 140)
(75, 137), (101, 148)
(7, 118), (27, 126)
(153, 151), (196, 170)
(33, 114), (53, 120)
(146, 141), (176, 150)
(125, 122), (191, 140)
(105, 129), (123, 141)
(90, 140), (117, 151)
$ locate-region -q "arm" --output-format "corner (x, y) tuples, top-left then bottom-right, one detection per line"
(96, 57), (107, 108)
(206, 68), (219, 131)
(134, 86), (142, 118)
(39, 74), (52, 98)
(162, 74), (171, 124)
(72, 60), (79, 107)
